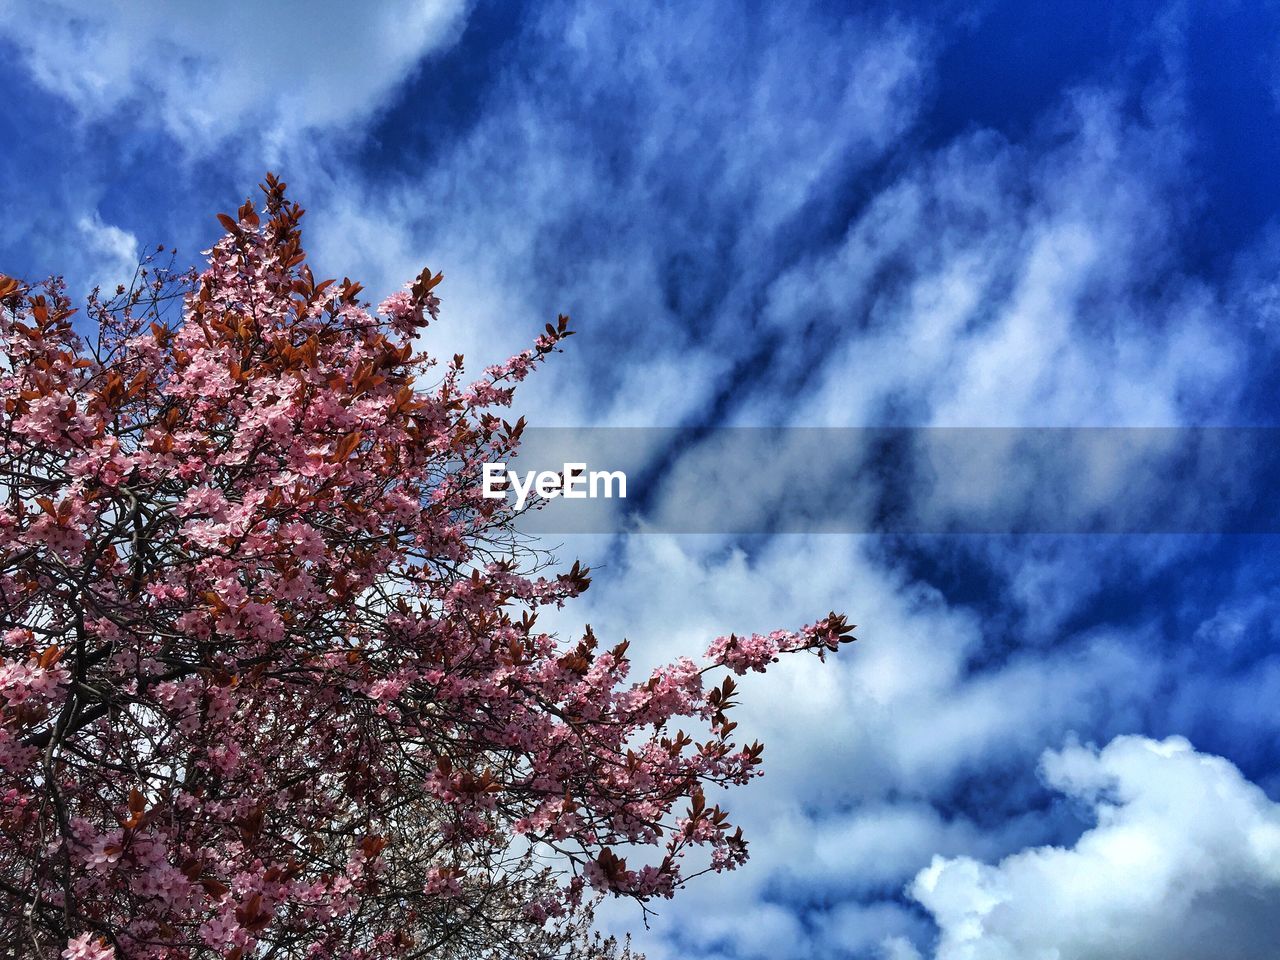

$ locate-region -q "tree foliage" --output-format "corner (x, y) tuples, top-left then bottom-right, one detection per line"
(0, 176), (854, 959)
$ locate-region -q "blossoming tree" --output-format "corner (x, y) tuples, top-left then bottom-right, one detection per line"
(0, 176), (854, 960)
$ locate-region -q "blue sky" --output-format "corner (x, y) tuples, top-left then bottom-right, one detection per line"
(5, 1), (1280, 957)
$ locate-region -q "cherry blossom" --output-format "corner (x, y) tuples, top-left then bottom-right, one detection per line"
(0, 178), (855, 958)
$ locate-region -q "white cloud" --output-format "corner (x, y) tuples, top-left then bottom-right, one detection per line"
(0, 0), (469, 150)
(904, 735), (1280, 960)
(291, 3), (929, 424)
(548, 532), (1163, 958)
(760, 85), (1241, 429)
(75, 212), (139, 296)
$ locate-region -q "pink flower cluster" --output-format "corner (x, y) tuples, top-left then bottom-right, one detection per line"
(62, 933), (113, 960)
(0, 179), (854, 956)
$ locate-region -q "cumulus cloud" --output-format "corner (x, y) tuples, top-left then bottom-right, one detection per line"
(901, 735), (1280, 960)
(0, 0), (469, 149)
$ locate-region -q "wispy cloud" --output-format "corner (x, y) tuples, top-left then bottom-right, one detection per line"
(290, 2), (931, 424)
(74, 212), (139, 295)
(0, 0), (470, 151)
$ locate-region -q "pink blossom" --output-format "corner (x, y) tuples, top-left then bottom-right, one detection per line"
(62, 933), (113, 960)
(0, 181), (852, 956)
